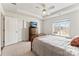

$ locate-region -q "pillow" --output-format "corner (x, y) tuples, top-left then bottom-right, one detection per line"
(71, 36), (79, 47)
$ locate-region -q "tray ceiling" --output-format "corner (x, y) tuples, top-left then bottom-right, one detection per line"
(2, 3), (75, 19)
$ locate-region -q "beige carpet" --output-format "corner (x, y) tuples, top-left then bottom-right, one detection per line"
(2, 42), (35, 56)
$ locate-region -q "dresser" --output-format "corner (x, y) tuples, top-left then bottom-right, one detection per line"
(29, 27), (38, 42)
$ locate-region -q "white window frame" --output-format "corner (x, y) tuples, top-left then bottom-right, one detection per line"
(52, 19), (71, 37)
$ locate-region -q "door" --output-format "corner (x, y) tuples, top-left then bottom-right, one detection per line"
(5, 16), (23, 46)
(5, 16), (17, 46)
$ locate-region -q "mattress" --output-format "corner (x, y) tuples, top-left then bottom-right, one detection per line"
(32, 35), (79, 56)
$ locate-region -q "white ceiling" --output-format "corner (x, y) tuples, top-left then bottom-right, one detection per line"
(2, 3), (75, 19)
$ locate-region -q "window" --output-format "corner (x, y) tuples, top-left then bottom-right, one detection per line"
(52, 19), (70, 37)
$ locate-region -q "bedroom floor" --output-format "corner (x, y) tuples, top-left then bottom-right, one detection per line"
(2, 42), (36, 56)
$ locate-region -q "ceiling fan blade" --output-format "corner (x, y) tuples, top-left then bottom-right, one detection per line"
(11, 3), (16, 5)
(48, 5), (55, 10)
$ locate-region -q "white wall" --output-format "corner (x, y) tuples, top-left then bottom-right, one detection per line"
(42, 10), (79, 37)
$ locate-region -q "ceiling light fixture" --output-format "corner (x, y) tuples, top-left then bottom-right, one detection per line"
(42, 9), (46, 15)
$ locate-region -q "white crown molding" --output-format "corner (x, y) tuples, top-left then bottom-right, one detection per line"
(4, 11), (36, 20)
(3, 7), (43, 20)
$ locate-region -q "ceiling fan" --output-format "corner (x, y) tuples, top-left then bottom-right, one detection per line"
(36, 3), (55, 17)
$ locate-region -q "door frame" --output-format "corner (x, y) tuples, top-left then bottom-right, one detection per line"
(1, 14), (5, 49)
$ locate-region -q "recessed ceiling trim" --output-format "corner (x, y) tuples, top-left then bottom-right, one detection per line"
(43, 3), (79, 20)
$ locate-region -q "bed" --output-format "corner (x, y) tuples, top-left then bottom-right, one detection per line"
(32, 35), (79, 56)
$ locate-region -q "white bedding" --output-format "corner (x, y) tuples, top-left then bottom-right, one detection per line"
(32, 35), (79, 56)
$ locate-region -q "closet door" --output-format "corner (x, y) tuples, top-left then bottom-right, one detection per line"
(5, 16), (17, 46)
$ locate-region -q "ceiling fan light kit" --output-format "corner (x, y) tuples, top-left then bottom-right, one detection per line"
(42, 9), (46, 14)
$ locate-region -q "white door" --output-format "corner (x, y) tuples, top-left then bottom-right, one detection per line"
(5, 17), (23, 46)
(5, 16), (23, 46)
(5, 16), (17, 46)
